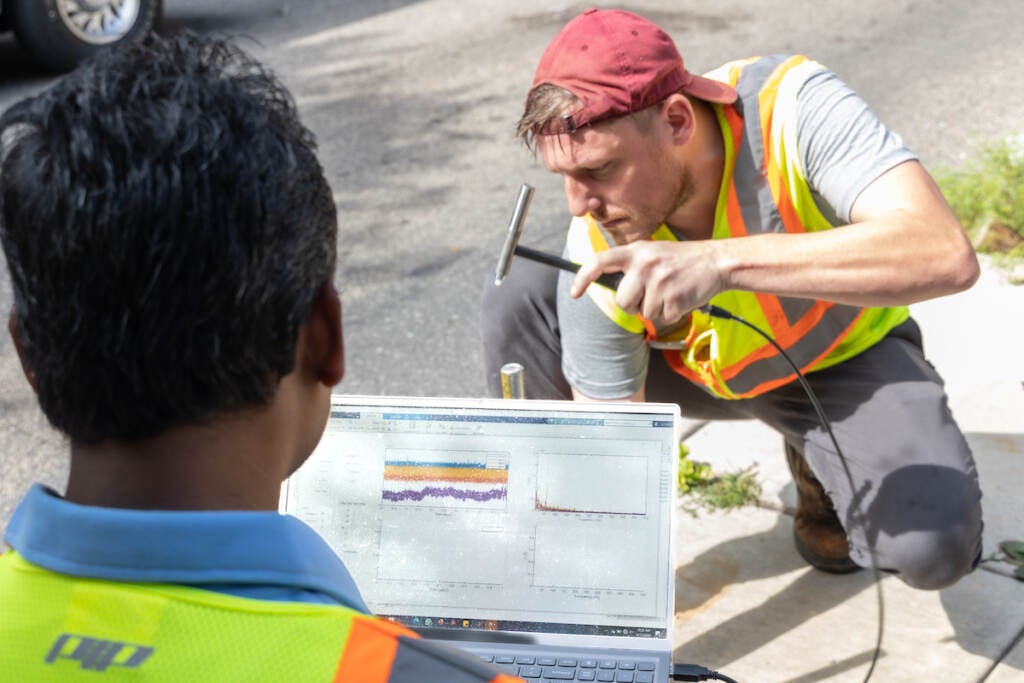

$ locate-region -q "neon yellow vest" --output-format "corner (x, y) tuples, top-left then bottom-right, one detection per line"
(0, 551), (515, 682)
(567, 54), (908, 399)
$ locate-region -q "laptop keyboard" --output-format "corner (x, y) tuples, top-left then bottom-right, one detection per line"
(477, 654), (659, 682)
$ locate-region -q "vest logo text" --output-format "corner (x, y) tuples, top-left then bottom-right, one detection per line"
(46, 633), (155, 672)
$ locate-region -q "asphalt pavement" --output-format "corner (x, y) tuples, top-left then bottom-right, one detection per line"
(1, 1), (1023, 680)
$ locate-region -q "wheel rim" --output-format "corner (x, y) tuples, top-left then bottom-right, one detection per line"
(55, 0), (142, 46)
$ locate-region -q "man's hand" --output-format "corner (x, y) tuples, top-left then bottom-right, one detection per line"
(570, 240), (724, 325)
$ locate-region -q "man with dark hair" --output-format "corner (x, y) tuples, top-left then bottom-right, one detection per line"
(482, 8), (983, 589)
(0, 32), (520, 682)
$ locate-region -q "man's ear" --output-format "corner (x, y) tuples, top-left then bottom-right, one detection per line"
(8, 313), (37, 392)
(660, 94), (698, 147)
(302, 281), (345, 388)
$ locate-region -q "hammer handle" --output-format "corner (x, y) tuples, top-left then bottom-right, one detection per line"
(514, 245), (623, 291)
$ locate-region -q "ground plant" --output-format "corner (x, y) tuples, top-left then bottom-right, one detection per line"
(678, 445), (762, 516)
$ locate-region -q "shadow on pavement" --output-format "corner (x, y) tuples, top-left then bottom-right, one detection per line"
(674, 430), (1024, 678)
(673, 513), (881, 679)
(941, 431), (1024, 676)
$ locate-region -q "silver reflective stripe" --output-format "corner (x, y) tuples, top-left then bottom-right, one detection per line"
(650, 339), (688, 350)
(725, 303), (864, 396)
(732, 55), (789, 238)
(774, 294), (819, 329)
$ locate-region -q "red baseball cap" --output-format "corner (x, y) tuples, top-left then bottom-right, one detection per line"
(530, 8), (737, 134)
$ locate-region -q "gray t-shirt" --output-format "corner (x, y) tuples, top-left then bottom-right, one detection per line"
(557, 67), (918, 399)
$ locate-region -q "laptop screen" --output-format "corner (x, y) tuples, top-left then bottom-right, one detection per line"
(282, 396), (678, 644)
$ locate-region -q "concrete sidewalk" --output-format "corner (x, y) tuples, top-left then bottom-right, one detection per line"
(671, 256), (1024, 682)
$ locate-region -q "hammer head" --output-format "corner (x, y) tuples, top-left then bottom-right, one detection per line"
(493, 183), (535, 285)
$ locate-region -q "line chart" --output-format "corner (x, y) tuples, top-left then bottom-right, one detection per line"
(534, 452), (647, 516)
(382, 448), (509, 509)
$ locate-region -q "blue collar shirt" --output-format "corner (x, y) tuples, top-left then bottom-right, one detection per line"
(3, 483), (370, 612)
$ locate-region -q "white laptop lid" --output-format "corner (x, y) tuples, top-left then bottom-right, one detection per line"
(281, 395), (679, 655)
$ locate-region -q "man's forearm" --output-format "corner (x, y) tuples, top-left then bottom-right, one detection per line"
(712, 212), (979, 307)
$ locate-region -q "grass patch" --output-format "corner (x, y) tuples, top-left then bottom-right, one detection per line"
(684, 465), (762, 515)
(934, 133), (1024, 267)
(678, 444), (762, 516)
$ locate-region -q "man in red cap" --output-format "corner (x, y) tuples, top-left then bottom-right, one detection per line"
(481, 8), (983, 590)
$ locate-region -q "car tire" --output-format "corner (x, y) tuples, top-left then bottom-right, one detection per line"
(10, 0), (163, 73)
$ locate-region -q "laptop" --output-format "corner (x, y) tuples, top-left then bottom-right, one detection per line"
(281, 394), (680, 682)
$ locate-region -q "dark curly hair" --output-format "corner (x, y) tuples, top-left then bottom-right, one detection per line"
(0, 31), (337, 443)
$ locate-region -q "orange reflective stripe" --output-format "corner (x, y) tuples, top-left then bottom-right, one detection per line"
(766, 158), (803, 236)
(333, 617), (411, 683)
(753, 291), (790, 339)
(721, 105), (748, 237)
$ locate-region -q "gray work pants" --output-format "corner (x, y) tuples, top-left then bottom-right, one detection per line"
(481, 259), (983, 590)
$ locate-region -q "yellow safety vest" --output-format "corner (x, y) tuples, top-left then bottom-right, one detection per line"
(567, 54), (908, 399)
(0, 551), (519, 682)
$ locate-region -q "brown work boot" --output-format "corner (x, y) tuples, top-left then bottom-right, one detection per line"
(784, 442), (861, 574)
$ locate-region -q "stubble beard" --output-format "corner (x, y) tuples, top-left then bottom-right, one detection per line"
(600, 163), (692, 245)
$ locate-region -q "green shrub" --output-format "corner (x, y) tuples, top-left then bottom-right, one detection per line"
(935, 135), (1024, 243)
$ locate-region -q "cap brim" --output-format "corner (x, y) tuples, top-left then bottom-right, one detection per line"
(683, 74), (738, 104)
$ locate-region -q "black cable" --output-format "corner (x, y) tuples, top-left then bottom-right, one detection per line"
(672, 663), (741, 682)
(700, 304), (884, 683)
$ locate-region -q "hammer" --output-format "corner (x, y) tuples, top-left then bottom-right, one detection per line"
(493, 184), (624, 290)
